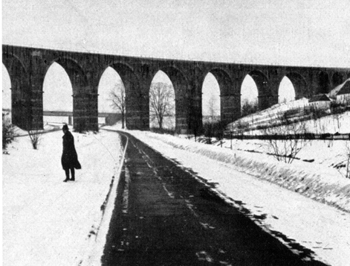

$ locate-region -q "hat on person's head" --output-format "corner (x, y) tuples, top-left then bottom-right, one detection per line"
(62, 124), (69, 131)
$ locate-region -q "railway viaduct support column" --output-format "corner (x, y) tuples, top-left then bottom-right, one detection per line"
(265, 70), (283, 108)
(9, 50), (47, 131)
(174, 82), (191, 134)
(125, 78), (149, 130)
(220, 74), (242, 123)
(73, 90), (98, 132)
(187, 68), (202, 135)
(2, 50), (32, 130)
(27, 51), (47, 130)
(221, 93), (241, 123)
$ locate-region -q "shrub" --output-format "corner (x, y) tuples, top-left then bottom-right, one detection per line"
(150, 127), (175, 135)
(203, 121), (227, 142)
(2, 116), (15, 150)
(263, 112), (309, 164)
(241, 100), (258, 118)
(27, 120), (43, 150)
(28, 129), (42, 149)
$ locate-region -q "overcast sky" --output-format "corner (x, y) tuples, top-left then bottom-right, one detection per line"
(3, 0), (350, 67)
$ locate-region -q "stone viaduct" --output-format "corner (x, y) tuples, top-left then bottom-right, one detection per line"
(3, 44), (350, 132)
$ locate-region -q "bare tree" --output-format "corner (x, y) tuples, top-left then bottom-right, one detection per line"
(207, 94), (220, 122)
(149, 82), (175, 130)
(27, 119), (42, 150)
(109, 83), (126, 129)
(263, 111), (309, 164)
(2, 115), (15, 151)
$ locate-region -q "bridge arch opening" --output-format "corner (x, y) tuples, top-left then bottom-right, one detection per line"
(43, 62), (73, 125)
(149, 70), (175, 131)
(240, 74), (258, 117)
(98, 66), (125, 128)
(278, 76), (296, 103)
(202, 72), (220, 123)
(2, 64), (12, 122)
(154, 66), (188, 132)
(108, 63), (143, 130)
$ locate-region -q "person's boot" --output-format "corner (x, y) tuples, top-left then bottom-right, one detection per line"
(64, 169), (70, 182)
(70, 169), (75, 181)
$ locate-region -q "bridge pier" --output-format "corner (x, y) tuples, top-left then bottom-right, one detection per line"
(29, 61), (45, 130)
(125, 83), (149, 131)
(221, 94), (241, 123)
(73, 91), (99, 132)
(3, 51), (32, 130)
(11, 81), (32, 130)
(174, 83), (191, 133)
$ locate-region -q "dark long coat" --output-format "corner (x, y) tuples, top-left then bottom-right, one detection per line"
(61, 131), (81, 170)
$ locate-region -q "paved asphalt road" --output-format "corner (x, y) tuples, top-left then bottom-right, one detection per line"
(101, 132), (327, 266)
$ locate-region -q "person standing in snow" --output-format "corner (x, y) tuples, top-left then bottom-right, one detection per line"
(61, 124), (81, 182)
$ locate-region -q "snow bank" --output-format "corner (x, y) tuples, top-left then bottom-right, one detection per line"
(131, 131), (350, 212)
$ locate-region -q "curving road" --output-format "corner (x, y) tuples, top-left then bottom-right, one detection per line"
(101, 132), (327, 266)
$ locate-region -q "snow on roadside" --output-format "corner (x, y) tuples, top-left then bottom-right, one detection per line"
(2, 128), (123, 266)
(127, 130), (350, 266)
(133, 131), (350, 212)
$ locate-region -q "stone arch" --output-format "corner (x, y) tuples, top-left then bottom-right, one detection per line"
(151, 66), (189, 132)
(331, 72), (344, 87)
(2, 51), (27, 75)
(108, 62), (139, 91)
(284, 72), (307, 99)
(46, 57), (88, 93)
(206, 68), (233, 96)
(156, 66), (188, 95)
(108, 62), (145, 129)
(248, 70), (268, 93)
(317, 71), (330, 94)
(2, 52), (30, 129)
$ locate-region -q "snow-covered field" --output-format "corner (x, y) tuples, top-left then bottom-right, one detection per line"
(2, 121), (350, 266)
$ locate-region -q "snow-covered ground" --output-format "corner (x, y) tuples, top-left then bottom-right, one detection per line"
(2, 126), (123, 266)
(2, 121), (350, 266)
